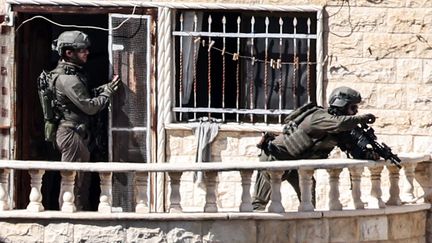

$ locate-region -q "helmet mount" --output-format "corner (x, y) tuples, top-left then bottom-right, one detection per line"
(52, 31), (91, 55)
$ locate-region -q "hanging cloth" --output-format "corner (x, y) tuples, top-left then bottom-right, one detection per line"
(192, 117), (220, 187)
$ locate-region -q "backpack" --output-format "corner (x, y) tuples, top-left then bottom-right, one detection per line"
(257, 102), (319, 156)
(282, 103), (320, 155)
(37, 69), (62, 143)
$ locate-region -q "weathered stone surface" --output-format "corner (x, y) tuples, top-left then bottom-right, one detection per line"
(423, 59), (432, 84)
(296, 219), (329, 242)
(0, 223), (44, 243)
(166, 222), (202, 243)
(202, 221), (257, 243)
(328, 217), (359, 242)
(387, 9), (432, 33)
(363, 33), (432, 59)
(327, 7), (387, 33)
(407, 0), (432, 7)
(327, 33), (364, 57)
(358, 216), (388, 241)
(327, 57), (396, 84)
(388, 211), (426, 240)
(73, 225), (125, 243)
(396, 59), (423, 83)
(44, 223), (73, 243)
(127, 222), (171, 242)
(257, 220), (296, 242)
(354, 0), (407, 7)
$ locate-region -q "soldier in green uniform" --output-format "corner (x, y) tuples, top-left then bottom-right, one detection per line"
(51, 30), (121, 210)
(253, 86), (377, 211)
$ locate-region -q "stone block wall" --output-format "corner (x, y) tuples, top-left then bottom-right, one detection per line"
(0, 209), (427, 242)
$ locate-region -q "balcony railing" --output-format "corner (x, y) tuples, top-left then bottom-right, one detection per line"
(0, 154), (429, 214)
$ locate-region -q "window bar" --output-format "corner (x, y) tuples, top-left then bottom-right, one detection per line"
(179, 13), (184, 121)
(278, 17), (283, 123)
(222, 16), (226, 122)
(236, 16), (241, 123)
(292, 17), (298, 108)
(193, 13), (198, 120)
(249, 16), (255, 123)
(307, 18), (312, 102)
(207, 15), (212, 118)
(264, 17), (270, 123)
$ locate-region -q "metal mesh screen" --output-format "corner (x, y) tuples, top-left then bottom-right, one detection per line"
(110, 14), (150, 212)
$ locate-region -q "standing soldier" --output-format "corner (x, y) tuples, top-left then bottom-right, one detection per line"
(51, 30), (121, 210)
(253, 86), (378, 211)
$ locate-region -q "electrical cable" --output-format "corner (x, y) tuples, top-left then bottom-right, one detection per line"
(15, 5), (137, 32)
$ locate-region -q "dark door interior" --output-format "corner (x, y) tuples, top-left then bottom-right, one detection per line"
(15, 12), (108, 209)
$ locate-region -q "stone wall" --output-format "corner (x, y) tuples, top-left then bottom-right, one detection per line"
(0, 208), (427, 242)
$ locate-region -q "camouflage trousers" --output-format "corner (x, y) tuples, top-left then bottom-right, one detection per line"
(252, 151), (316, 211)
(56, 125), (91, 211)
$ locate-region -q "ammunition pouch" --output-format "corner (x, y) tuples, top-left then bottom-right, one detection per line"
(282, 128), (314, 157)
(44, 120), (58, 143)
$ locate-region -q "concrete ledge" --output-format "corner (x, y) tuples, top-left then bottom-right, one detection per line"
(322, 203), (431, 218)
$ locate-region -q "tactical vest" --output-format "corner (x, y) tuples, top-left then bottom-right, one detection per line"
(281, 103), (321, 157)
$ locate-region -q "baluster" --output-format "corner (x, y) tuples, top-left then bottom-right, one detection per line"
(98, 172), (112, 213)
(27, 169), (45, 212)
(368, 166), (385, 208)
(135, 172), (149, 213)
(239, 170), (253, 212)
(0, 169), (10, 211)
(327, 168), (343, 210)
(401, 162), (416, 202)
(0, 169), (10, 210)
(387, 165), (402, 205)
(168, 172), (183, 213)
(204, 171), (218, 212)
(349, 167), (364, 209)
(60, 171), (76, 213)
(298, 168), (315, 212)
(267, 170), (285, 213)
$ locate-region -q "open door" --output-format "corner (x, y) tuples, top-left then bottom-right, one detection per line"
(108, 14), (152, 212)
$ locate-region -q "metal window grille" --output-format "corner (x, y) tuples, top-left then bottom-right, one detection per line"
(173, 10), (318, 124)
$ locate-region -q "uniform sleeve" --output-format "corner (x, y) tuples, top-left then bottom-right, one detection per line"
(57, 75), (110, 115)
(306, 109), (366, 134)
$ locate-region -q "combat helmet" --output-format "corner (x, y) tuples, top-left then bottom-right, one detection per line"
(52, 30), (90, 54)
(328, 86), (361, 107)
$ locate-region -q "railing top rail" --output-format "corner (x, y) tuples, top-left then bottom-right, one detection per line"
(0, 153), (429, 173)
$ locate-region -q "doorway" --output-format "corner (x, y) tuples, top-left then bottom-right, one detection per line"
(14, 12), (109, 210)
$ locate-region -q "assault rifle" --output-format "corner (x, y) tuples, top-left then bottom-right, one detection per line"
(350, 124), (402, 169)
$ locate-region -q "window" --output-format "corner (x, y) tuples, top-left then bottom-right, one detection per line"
(172, 10), (318, 124)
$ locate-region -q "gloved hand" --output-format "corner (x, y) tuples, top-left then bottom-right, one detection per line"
(103, 75), (122, 96)
(364, 150), (380, 160)
(359, 113), (376, 124)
